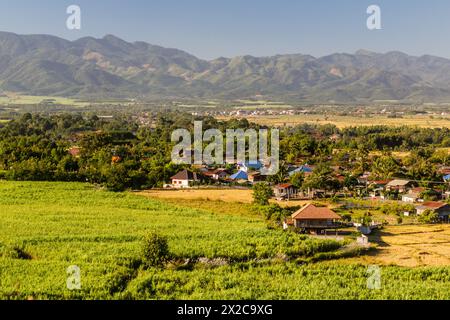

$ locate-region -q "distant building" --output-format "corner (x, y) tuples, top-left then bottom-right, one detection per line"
(402, 193), (419, 203)
(274, 183), (297, 200)
(416, 202), (450, 222)
(386, 179), (415, 193)
(202, 169), (228, 181)
(248, 172), (264, 183)
(288, 165), (313, 177)
(237, 161), (264, 173)
(171, 170), (202, 188)
(291, 204), (342, 234)
(229, 170), (248, 181)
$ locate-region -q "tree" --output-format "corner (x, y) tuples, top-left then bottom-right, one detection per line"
(343, 174), (359, 191)
(418, 209), (439, 224)
(104, 163), (130, 192)
(303, 163), (340, 193)
(266, 162), (288, 184)
(290, 172), (305, 189)
(371, 155), (401, 179)
(142, 233), (170, 268)
(252, 183), (274, 205)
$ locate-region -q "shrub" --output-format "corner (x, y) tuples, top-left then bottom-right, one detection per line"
(142, 233), (170, 268)
(252, 183), (274, 205)
(418, 209), (439, 224)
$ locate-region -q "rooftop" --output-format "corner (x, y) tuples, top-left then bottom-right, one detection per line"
(292, 204), (341, 220)
(171, 170), (201, 181)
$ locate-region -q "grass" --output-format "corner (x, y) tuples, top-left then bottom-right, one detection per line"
(0, 94), (88, 107)
(138, 189), (312, 208)
(138, 189), (255, 204)
(363, 225), (450, 267)
(1, 181), (449, 300)
(218, 114), (450, 128)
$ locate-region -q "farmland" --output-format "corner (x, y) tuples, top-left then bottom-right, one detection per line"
(0, 94), (88, 107)
(217, 114), (450, 128)
(140, 189), (255, 204)
(1, 181), (450, 299)
(141, 190), (450, 267)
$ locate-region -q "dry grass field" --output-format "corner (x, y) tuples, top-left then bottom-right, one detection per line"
(218, 114), (450, 128)
(137, 189), (312, 208)
(350, 225), (450, 267)
(138, 188), (254, 203)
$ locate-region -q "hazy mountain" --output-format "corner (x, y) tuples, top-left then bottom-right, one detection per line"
(2, 31), (450, 102)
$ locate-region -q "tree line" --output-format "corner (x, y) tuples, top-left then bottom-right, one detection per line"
(0, 112), (449, 191)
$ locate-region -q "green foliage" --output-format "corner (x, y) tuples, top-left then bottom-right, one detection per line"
(141, 233), (170, 268)
(289, 172), (304, 189)
(380, 202), (415, 216)
(0, 181), (449, 300)
(252, 204), (294, 222)
(303, 163), (341, 192)
(252, 183), (274, 206)
(418, 209), (439, 224)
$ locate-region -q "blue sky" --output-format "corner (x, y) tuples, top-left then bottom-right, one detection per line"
(0, 0), (449, 60)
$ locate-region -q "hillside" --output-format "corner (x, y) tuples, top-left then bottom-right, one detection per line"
(2, 32), (450, 102)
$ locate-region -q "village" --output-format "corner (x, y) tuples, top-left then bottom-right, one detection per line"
(166, 160), (450, 236)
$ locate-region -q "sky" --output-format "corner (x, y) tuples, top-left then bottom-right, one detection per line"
(0, 0), (449, 60)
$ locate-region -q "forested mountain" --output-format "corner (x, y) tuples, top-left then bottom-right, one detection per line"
(2, 31), (450, 102)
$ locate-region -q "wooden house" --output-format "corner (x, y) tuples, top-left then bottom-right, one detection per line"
(291, 204), (342, 234)
(274, 183), (297, 200)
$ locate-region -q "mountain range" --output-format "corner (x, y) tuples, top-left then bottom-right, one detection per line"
(2, 31), (450, 103)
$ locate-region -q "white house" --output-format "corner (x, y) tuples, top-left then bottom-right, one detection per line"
(171, 170), (202, 188)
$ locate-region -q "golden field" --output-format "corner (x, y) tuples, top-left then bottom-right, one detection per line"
(218, 114), (450, 128)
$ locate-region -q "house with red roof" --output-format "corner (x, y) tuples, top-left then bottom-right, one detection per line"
(274, 183), (297, 200)
(291, 204), (342, 234)
(416, 201), (450, 222)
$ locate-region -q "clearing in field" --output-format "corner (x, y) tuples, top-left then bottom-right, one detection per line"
(138, 189), (311, 208)
(138, 189), (254, 203)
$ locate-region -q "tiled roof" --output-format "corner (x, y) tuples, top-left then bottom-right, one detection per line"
(171, 170), (200, 181)
(386, 179), (412, 187)
(420, 201), (448, 209)
(275, 183), (294, 189)
(292, 204), (341, 220)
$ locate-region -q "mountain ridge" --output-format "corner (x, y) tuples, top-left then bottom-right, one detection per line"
(1, 31), (450, 103)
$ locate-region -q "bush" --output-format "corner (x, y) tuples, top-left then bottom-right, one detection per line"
(142, 233), (170, 268)
(418, 209), (439, 224)
(253, 204), (288, 222)
(252, 183), (274, 205)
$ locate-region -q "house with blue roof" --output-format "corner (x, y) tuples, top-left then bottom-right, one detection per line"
(288, 165), (313, 177)
(230, 170), (249, 181)
(237, 161), (264, 173)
